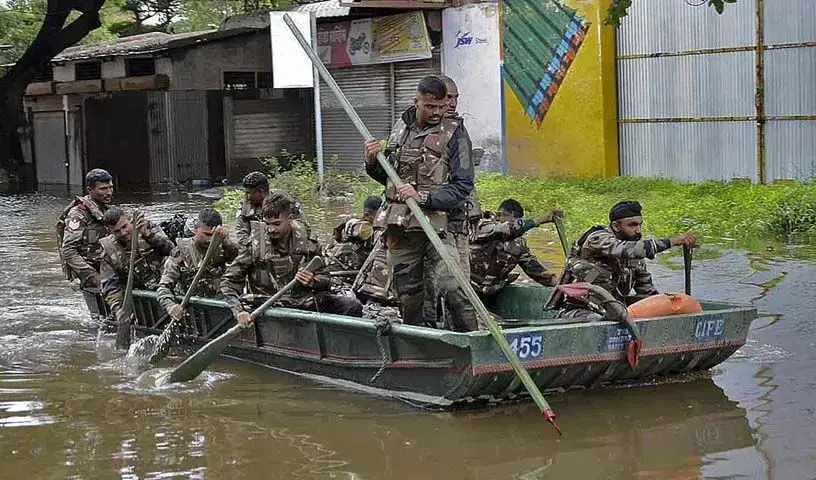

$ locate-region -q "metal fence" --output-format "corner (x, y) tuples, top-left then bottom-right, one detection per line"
(616, 0), (816, 182)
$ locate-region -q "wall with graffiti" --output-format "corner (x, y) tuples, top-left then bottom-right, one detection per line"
(502, 0), (618, 177)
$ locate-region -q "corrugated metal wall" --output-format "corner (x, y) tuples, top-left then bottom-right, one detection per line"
(617, 0), (816, 182)
(762, 0), (816, 181)
(320, 63), (392, 170)
(147, 91), (210, 185)
(319, 51), (441, 171)
(169, 91), (210, 182)
(148, 91), (172, 185)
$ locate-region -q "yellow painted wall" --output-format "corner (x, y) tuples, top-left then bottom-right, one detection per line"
(503, 0), (618, 178)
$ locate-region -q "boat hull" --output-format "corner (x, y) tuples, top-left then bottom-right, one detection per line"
(128, 285), (755, 406)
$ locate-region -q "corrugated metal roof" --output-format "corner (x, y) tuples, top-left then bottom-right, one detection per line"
(290, 0), (351, 19)
(221, 1), (351, 30)
(52, 28), (258, 63)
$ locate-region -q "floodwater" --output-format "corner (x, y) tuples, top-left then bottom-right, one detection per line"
(0, 192), (814, 479)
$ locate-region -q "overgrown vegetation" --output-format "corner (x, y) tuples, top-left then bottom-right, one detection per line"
(214, 158), (816, 247)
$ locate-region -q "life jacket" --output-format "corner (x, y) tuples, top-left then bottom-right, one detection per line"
(56, 196), (107, 280)
(352, 231), (397, 304)
(175, 237), (229, 297)
(99, 233), (166, 290)
(374, 110), (460, 233)
(562, 225), (635, 302)
(247, 219), (317, 297)
(469, 218), (529, 295)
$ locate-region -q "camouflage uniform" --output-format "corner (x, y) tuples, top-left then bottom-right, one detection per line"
(58, 196), (109, 317)
(156, 236), (240, 314)
(220, 220), (362, 318)
(99, 222), (175, 316)
(351, 230), (397, 305)
(470, 217), (557, 297)
(323, 215), (375, 273)
(555, 226), (671, 316)
(366, 106), (476, 331)
(235, 191), (308, 247)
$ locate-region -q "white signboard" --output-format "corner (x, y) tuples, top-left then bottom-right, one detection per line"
(270, 11), (314, 89)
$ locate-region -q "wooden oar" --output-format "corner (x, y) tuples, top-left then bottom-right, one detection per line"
(554, 216), (569, 258)
(282, 14), (561, 435)
(683, 244), (692, 295)
(166, 256), (326, 384)
(115, 212), (141, 350)
(148, 234), (223, 365)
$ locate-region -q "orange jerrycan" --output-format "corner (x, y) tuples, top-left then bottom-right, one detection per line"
(627, 293), (703, 319)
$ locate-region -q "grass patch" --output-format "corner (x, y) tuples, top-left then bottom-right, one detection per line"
(214, 163), (816, 249)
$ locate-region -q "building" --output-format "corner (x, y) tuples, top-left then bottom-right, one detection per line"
(23, 0), (816, 190)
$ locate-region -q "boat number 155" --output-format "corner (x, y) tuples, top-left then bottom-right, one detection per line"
(508, 334), (544, 360)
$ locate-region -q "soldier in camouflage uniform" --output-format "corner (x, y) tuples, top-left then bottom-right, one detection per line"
(554, 201), (696, 318)
(98, 207), (175, 337)
(363, 76), (476, 332)
(222, 193), (362, 327)
(235, 172), (308, 247)
(470, 199), (562, 299)
(157, 208), (240, 321)
(422, 76), (472, 324)
(58, 169), (114, 320)
(324, 196), (381, 276)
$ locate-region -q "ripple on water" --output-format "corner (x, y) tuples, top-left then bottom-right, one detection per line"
(731, 337), (793, 364)
(117, 368), (234, 395)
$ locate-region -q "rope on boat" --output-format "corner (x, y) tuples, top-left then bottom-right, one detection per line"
(370, 316), (392, 383)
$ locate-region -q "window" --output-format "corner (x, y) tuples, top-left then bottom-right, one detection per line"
(75, 61), (101, 80)
(125, 57), (156, 77)
(223, 71), (256, 91)
(32, 65), (53, 83)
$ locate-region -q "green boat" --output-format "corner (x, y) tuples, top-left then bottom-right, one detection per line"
(129, 285), (755, 406)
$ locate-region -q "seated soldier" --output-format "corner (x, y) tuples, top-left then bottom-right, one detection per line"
(99, 207), (175, 346)
(157, 208), (240, 322)
(236, 172), (309, 247)
(554, 200), (696, 318)
(221, 192), (363, 327)
(324, 195), (382, 273)
(470, 199), (561, 299)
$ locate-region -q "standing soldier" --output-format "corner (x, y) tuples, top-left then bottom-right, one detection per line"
(58, 168), (114, 321)
(470, 199), (561, 300)
(157, 208), (240, 323)
(362, 76), (476, 332)
(221, 192), (363, 327)
(324, 195), (382, 274)
(423, 75), (472, 324)
(99, 207), (175, 347)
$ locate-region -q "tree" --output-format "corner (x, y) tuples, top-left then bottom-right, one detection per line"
(0, 0), (108, 183)
(605, 0), (737, 27)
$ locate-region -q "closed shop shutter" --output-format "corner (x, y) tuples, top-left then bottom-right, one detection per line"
(393, 47), (441, 122)
(320, 63), (391, 170)
(232, 94), (312, 170)
(33, 111), (66, 185)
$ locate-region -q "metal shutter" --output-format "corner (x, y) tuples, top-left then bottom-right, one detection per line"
(393, 47), (441, 122)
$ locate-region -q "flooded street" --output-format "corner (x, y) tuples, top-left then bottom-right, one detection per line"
(0, 192), (814, 479)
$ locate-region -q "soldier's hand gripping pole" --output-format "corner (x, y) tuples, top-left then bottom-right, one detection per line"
(281, 14), (561, 435)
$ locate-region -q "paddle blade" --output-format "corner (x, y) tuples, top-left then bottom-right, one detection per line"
(626, 338), (643, 369)
(115, 322), (132, 350)
(166, 325), (242, 383)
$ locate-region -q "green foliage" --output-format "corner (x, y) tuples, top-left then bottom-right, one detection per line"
(605, 0), (737, 27)
(215, 168), (816, 249)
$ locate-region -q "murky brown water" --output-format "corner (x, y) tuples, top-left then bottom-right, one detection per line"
(0, 192), (813, 479)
